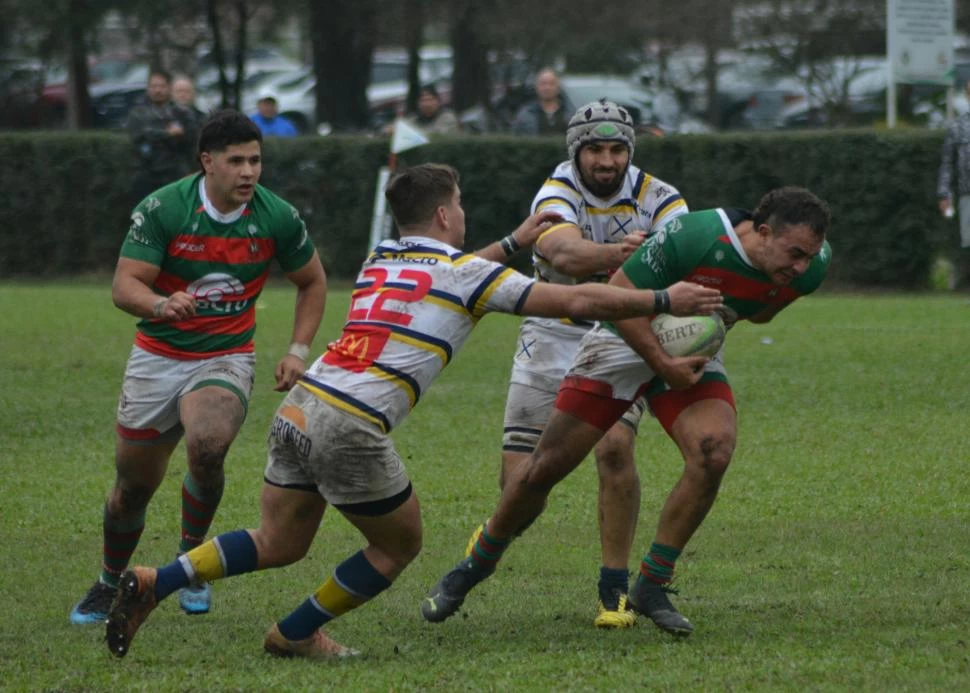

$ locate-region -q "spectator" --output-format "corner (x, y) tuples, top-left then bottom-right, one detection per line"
(937, 79), (970, 288)
(172, 75), (206, 123)
(410, 84), (460, 134)
(511, 68), (574, 136)
(251, 93), (299, 137)
(128, 68), (198, 204)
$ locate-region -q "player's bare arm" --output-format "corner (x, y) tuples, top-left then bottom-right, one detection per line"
(474, 210), (563, 264)
(517, 278), (715, 324)
(275, 250), (327, 392)
(537, 225), (646, 278)
(112, 257), (196, 321)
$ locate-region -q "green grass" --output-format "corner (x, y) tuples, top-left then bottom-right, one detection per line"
(2, 283), (969, 691)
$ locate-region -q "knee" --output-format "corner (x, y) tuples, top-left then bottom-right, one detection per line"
(185, 434), (230, 479)
(252, 529), (306, 568)
(686, 432), (735, 479)
(594, 440), (637, 483)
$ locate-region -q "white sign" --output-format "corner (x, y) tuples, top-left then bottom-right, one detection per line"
(888, 0), (954, 85)
(390, 118), (430, 154)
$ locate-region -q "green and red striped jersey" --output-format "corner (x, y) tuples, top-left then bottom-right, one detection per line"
(120, 173), (316, 359)
(611, 208), (831, 329)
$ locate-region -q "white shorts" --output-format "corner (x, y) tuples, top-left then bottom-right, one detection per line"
(503, 319), (647, 452)
(116, 346), (255, 443)
(565, 325), (726, 400)
(264, 385), (410, 506)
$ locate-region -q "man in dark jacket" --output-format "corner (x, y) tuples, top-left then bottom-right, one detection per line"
(128, 69), (198, 203)
(512, 68), (574, 136)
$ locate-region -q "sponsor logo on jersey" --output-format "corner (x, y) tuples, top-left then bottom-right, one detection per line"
(175, 240), (205, 253)
(185, 273), (251, 313)
(692, 274), (723, 285)
(128, 212), (148, 244)
(145, 197), (161, 213)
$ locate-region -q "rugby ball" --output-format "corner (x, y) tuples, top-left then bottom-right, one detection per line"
(650, 313), (726, 358)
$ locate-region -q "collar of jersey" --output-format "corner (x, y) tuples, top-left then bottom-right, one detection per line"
(199, 177), (248, 224)
(717, 208), (755, 269)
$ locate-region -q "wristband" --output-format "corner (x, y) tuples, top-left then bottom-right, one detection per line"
(152, 297), (167, 318)
(653, 289), (671, 314)
(287, 343), (310, 361)
(499, 234), (521, 257)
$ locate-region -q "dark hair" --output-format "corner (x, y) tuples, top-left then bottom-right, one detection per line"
(148, 68), (172, 84)
(752, 186), (830, 238)
(419, 84), (439, 99)
(198, 109), (263, 157)
(384, 164), (459, 228)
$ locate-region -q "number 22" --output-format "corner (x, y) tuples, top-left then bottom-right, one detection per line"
(348, 268), (432, 326)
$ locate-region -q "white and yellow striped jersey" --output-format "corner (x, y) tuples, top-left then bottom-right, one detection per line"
(300, 237), (534, 433)
(507, 161), (688, 392)
(524, 160), (687, 338)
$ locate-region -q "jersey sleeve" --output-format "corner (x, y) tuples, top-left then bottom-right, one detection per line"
(791, 239), (832, 295)
(455, 255), (535, 318)
(273, 201), (317, 273)
(531, 173), (583, 243)
(119, 198), (170, 266)
(619, 215), (705, 290)
(642, 178), (689, 232)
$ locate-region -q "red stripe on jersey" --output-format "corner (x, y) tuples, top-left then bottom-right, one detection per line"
(167, 306), (256, 336)
(134, 333), (254, 360)
(167, 235), (276, 264)
(684, 266), (802, 305)
(154, 268), (271, 301)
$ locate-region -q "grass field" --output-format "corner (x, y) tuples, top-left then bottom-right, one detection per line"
(2, 282), (969, 691)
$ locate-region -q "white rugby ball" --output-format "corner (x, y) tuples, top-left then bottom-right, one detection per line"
(650, 313), (726, 358)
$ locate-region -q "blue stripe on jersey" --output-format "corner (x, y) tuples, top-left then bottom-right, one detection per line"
(550, 176), (579, 192)
(344, 320), (454, 364)
(587, 199), (637, 213)
(371, 360), (423, 406)
(513, 284), (534, 315)
(372, 244), (454, 260)
(655, 194), (685, 219)
(428, 288), (466, 310)
(466, 265), (508, 313)
(298, 375), (392, 432)
(536, 196), (579, 215)
(631, 171), (646, 201)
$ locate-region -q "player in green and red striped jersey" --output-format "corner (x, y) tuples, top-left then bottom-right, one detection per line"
(423, 187), (832, 634)
(70, 110), (327, 625)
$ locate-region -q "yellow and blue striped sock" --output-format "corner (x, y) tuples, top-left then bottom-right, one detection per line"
(154, 529), (258, 602)
(277, 550), (391, 641)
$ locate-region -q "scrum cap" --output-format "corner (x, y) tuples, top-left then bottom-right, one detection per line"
(566, 99), (635, 160)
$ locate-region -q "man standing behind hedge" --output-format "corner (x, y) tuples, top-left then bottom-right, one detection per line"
(937, 79), (970, 288)
(128, 69), (198, 203)
(69, 109), (327, 624)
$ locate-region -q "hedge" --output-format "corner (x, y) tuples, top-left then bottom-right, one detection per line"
(0, 129), (956, 287)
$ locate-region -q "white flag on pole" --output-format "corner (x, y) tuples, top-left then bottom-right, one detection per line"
(391, 118), (430, 154)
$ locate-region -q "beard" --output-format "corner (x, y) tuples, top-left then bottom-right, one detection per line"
(579, 166), (626, 198)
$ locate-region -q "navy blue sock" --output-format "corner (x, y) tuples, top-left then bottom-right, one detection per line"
(278, 551), (391, 641)
(598, 566), (630, 604)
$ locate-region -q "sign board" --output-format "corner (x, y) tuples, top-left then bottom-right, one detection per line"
(888, 0), (954, 85)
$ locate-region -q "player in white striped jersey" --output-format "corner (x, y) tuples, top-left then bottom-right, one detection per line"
(484, 100), (690, 629)
(104, 163), (722, 660)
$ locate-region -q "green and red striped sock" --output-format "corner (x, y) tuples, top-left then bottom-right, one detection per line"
(467, 523), (510, 573)
(100, 505), (145, 588)
(639, 542), (681, 585)
(178, 472), (224, 554)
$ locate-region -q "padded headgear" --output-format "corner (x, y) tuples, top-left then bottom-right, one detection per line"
(566, 99), (635, 161)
